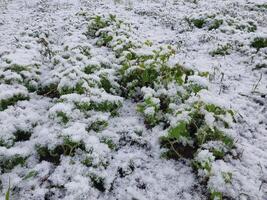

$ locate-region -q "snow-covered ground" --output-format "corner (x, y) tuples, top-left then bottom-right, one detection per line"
(0, 0), (266, 199)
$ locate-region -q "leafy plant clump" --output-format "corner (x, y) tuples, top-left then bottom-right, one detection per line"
(250, 37), (267, 51)
(0, 94), (29, 111)
(85, 14), (236, 199)
(210, 43), (232, 57)
(36, 137), (85, 165)
(0, 155), (27, 173)
(186, 17), (223, 30)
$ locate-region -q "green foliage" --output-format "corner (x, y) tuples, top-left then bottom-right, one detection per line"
(192, 159), (212, 174)
(0, 94), (29, 111)
(76, 100), (122, 116)
(209, 19), (223, 30)
(222, 172), (232, 184)
(196, 126), (234, 149)
(56, 111), (69, 124)
(191, 18), (206, 28)
(236, 21), (257, 32)
(210, 190), (222, 200)
(101, 138), (116, 150)
(100, 76), (113, 93)
(23, 170), (38, 180)
(37, 84), (60, 98)
(5, 179), (11, 200)
(89, 173), (105, 192)
(0, 138), (14, 148)
(36, 138), (85, 165)
(256, 3), (267, 9)
(137, 97), (160, 127)
(250, 37), (267, 51)
(210, 44), (232, 57)
(13, 130), (32, 142)
(82, 156), (93, 167)
(168, 121), (190, 140)
(0, 155), (26, 173)
(83, 64), (99, 74)
(59, 82), (85, 95)
(87, 15), (108, 37)
(87, 120), (108, 132)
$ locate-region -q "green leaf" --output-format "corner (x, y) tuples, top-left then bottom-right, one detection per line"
(168, 121), (189, 140)
(23, 170), (38, 180)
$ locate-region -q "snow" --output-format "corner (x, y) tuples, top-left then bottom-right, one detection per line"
(0, 0), (266, 199)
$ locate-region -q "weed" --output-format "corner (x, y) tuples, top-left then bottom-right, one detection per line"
(0, 94), (29, 111)
(191, 18), (206, 28)
(101, 138), (116, 150)
(250, 37), (267, 51)
(89, 174), (105, 192)
(208, 19), (223, 30)
(36, 138), (85, 165)
(13, 130), (32, 142)
(87, 120), (108, 132)
(5, 178), (11, 200)
(0, 155), (27, 173)
(56, 111), (69, 124)
(23, 170), (38, 180)
(210, 44), (232, 57)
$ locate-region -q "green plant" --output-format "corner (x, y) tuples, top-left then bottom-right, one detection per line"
(137, 97), (160, 127)
(251, 37), (267, 51)
(0, 94), (29, 111)
(23, 170), (38, 180)
(222, 172), (232, 184)
(210, 189), (222, 200)
(5, 178), (11, 200)
(36, 138), (85, 165)
(87, 120), (108, 132)
(101, 138), (116, 150)
(89, 173), (105, 192)
(208, 19), (223, 30)
(13, 130), (32, 142)
(210, 44), (232, 57)
(82, 156), (93, 167)
(0, 155), (27, 173)
(191, 18), (206, 28)
(56, 111), (69, 124)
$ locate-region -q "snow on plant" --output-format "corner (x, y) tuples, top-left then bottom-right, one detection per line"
(87, 14), (237, 199)
(0, 84), (29, 111)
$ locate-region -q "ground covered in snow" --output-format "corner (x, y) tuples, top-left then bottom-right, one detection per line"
(0, 0), (266, 200)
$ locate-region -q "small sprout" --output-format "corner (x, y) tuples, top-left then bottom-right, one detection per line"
(82, 156), (93, 167)
(5, 178), (11, 200)
(23, 170), (38, 180)
(101, 138), (116, 150)
(210, 189), (222, 200)
(222, 172), (232, 184)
